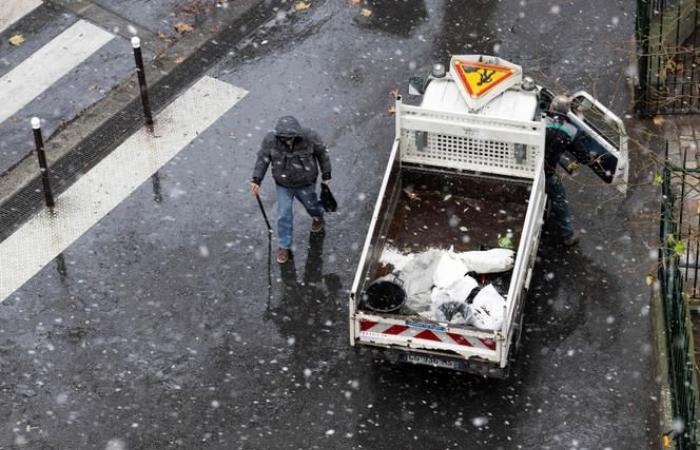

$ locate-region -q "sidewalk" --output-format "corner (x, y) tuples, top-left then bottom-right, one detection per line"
(657, 115), (700, 448)
(0, 0), (272, 239)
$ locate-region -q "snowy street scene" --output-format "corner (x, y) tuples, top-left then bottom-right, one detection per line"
(0, 0), (699, 448)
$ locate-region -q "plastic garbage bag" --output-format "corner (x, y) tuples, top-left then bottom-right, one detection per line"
(458, 248), (515, 274)
(433, 251), (469, 288)
(396, 250), (442, 313)
(430, 287), (471, 324)
(469, 284), (506, 331)
(379, 246), (415, 271)
(433, 300), (471, 324)
(448, 275), (479, 302)
(430, 274), (478, 324)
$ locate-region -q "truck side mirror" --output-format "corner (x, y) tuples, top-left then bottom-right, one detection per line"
(408, 76), (425, 96)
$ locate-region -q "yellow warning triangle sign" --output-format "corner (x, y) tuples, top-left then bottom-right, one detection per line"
(452, 60), (516, 99)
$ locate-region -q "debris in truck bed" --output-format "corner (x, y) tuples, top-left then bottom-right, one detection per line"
(379, 246), (514, 274)
(369, 246), (512, 330)
(386, 170), (529, 253)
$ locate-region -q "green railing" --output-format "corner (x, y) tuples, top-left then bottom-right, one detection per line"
(659, 162), (699, 449)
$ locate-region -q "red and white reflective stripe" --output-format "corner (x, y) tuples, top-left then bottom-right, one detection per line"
(359, 320), (496, 351)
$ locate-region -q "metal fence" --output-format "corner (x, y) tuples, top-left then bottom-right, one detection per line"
(659, 153), (699, 449)
(637, 0), (700, 114)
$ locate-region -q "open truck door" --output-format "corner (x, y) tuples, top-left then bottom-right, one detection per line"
(567, 91), (629, 195)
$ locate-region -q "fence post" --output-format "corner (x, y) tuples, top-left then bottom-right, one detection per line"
(31, 117), (55, 208)
(131, 37), (153, 128)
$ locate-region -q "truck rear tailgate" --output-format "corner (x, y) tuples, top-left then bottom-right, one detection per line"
(352, 311), (501, 362)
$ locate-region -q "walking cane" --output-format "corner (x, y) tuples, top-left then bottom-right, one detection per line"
(255, 193), (273, 234)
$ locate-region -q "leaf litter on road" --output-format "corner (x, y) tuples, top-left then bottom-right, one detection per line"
(174, 22), (194, 34)
(8, 34), (25, 46)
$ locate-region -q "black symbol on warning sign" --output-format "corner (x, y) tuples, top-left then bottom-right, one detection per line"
(477, 69), (496, 86)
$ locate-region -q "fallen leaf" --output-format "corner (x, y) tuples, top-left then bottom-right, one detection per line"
(156, 31), (167, 40)
(390, 88), (400, 98)
(388, 105), (396, 114)
(8, 34), (25, 46)
(174, 22), (194, 34)
(349, 0), (362, 4)
(652, 116), (665, 126)
(88, 84), (97, 92)
(360, 8), (372, 17)
(154, 47), (167, 59)
(645, 273), (655, 286)
(174, 56), (185, 64)
(294, 1), (311, 10)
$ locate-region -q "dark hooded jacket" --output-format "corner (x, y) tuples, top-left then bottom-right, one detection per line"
(544, 112), (591, 176)
(252, 116), (332, 188)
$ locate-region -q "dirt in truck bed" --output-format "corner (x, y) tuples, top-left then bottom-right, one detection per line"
(361, 169), (525, 319)
(385, 169), (531, 254)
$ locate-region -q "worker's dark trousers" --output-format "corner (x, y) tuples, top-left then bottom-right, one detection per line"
(545, 173), (574, 237)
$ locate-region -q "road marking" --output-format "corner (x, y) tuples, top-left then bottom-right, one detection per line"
(0, 0), (42, 34)
(0, 19), (113, 124)
(0, 76), (248, 303)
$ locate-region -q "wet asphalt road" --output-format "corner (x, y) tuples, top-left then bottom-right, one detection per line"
(0, 1), (659, 449)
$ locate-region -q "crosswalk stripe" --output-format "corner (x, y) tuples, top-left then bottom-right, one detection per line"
(0, 76), (248, 303)
(0, 0), (42, 34)
(0, 19), (113, 124)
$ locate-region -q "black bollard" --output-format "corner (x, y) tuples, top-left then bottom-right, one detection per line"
(131, 37), (153, 127)
(31, 117), (55, 208)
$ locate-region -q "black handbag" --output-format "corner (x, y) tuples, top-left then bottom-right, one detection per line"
(320, 183), (337, 212)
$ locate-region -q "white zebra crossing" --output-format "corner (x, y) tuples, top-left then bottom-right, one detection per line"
(0, 76), (248, 303)
(0, 0), (42, 34)
(0, 19), (113, 124)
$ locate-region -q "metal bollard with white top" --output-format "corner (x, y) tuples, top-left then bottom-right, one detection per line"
(31, 117), (55, 208)
(131, 37), (153, 127)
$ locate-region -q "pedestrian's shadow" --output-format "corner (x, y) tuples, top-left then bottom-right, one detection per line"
(265, 232), (342, 367)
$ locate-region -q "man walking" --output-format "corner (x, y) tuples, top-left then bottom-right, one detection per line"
(250, 116), (331, 263)
(544, 95), (593, 247)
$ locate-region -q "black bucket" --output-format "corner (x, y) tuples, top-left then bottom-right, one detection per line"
(362, 280), (406, 313)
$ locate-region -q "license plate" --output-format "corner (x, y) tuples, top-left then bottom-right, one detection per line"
(400, 352), (464, 370)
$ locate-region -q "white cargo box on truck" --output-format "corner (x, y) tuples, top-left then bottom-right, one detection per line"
(348, 55), (628, 377)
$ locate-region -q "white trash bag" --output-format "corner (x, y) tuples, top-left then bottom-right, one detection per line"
(458, 248), (515, 274)
(429, 275), (478, 324)
(447, 275), (479, 302)
(433, 251), (469, 288)
(401, 250), (443, 313)
(430, 288), (472, 324)
(469, 284), (506, 331)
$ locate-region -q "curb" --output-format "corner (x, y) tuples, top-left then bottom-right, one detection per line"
(652, 285), (678, 449)
(0, 0), (279, 241)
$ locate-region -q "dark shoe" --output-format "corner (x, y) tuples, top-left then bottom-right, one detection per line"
(311, 217), (325, 233)
(561, 231), (580, 247)
(276, 248), (291, 264)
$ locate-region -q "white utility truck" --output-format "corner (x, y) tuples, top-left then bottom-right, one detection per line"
(349, 55), (628, 377)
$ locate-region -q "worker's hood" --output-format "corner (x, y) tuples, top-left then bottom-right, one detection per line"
(274, 116), (303, 138)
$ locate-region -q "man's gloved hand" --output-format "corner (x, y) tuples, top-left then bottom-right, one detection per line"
(249, 181), (261, 196)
